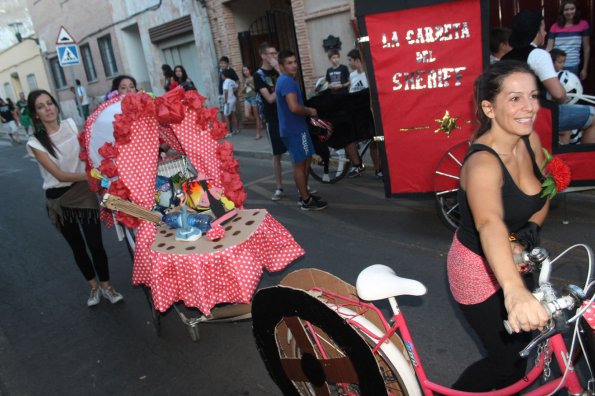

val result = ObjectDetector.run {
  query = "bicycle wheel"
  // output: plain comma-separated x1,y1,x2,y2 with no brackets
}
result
433,140,470,231
253,286,403,395
309,146,350,184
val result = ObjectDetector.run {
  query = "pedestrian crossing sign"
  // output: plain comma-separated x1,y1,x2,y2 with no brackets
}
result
57,44,81,67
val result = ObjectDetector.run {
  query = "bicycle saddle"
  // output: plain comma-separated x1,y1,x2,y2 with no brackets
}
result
356,264,427,301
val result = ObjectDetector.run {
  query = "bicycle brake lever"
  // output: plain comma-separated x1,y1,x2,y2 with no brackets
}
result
519,321,557,358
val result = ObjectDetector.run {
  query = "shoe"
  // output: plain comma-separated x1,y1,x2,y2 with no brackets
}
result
301,196,328,211
101,287,124,304
307,185,317,195
297,193,321,206
375,170,384,179
232,129,240,135
87,288,101,307
271,189,285,201
347,165,364,178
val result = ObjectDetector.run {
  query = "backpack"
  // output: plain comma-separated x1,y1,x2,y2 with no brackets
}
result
255,69,268,123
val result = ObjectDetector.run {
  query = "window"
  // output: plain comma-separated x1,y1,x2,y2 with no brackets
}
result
49,57,67,89
3,83,12,99
80,44,97,82
98,35,118,77
26,74,38,91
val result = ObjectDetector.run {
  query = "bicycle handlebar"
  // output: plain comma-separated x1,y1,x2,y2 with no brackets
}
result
502,246,592,358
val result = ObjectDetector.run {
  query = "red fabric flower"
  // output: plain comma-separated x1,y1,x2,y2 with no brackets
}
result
98,142,119,159
108,179,131,200
169,81,179,90
99,159,119,178
207,224,225,240
184,90,206,110
545,157,571,192
79,149,89,162
155,88,186,124
115,211,140,228
113,113,133,145
121,93,155,119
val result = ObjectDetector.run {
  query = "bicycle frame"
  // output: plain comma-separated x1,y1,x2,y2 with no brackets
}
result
312,287,585,396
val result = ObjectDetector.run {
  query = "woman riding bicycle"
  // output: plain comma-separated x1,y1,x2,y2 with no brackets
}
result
447,60,551,391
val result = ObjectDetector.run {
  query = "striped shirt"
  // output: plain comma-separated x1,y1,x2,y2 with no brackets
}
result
548,20,591,67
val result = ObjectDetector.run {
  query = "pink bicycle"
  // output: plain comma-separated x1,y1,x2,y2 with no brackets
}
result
252,245,595,395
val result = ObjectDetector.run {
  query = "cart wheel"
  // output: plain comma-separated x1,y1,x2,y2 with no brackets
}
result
433,140,470,231
141,285,162,337
309,148,350,184
252,286,388,395
187,323,200,342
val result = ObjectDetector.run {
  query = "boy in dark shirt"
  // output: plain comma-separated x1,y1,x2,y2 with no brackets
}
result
325,49,350,94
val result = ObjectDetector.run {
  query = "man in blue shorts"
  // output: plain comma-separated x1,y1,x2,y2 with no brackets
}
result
276,50,328,210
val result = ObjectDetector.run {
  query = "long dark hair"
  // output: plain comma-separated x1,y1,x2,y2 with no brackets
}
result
557,0,581,26
111,75,137,92
173,65,189,83
162,64,174,79
472,60,537,141
28,90,60,158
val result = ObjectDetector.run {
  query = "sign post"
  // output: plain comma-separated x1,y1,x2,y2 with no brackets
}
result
55,26,83,122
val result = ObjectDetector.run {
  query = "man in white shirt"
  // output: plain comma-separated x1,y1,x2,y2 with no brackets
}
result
75,79,90,120
503,10,595,144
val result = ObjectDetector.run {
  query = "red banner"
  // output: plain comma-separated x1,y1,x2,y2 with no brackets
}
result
365,0,484,193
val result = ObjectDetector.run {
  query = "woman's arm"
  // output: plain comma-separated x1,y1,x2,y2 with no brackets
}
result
464,152,549,333
31,147,88,183
581,35,590,80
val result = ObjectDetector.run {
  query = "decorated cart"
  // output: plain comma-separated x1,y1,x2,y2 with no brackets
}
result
80,88,304,340
354,0,595,229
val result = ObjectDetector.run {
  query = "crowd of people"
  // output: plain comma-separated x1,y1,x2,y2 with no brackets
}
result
490,0,595,144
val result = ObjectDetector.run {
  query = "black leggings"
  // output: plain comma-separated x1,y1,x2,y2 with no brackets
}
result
58,218,110,282
452,289,532,392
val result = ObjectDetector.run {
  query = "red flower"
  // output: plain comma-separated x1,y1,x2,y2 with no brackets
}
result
108,179,130,200
79,149,89,162
115,211,140,228
184,90,206,110
99,159,119,178
155,88,186,124
540,149,572,199
98,142,119,159
545,157,571,192
113,114,133,145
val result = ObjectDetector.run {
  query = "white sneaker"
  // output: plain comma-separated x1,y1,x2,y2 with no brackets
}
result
101,287,124,304
271,189,285,201
87,288,101,307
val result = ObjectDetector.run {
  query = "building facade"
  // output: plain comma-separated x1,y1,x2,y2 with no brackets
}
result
26,0,219,121
0,38,51,101
205,0,356,96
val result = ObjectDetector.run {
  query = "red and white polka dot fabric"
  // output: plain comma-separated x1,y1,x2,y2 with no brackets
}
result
83,89,304,314
147,212,304,314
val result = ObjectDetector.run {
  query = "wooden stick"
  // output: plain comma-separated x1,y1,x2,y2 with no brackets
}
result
101,194,162,224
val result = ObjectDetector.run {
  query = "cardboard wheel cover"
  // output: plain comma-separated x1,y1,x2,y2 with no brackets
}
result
252,286,388,394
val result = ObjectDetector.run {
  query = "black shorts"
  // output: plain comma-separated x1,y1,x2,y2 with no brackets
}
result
266,120,287,156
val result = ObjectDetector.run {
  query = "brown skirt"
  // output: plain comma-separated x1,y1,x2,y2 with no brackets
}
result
46,181,100,227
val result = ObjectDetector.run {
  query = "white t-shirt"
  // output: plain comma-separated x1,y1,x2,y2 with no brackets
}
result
526,45,558,83
222,78,238,103
26,119,85,190
76,85,90,105
349,70,368,93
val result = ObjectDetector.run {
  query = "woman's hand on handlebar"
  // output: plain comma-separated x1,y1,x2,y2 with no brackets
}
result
504,286,549,333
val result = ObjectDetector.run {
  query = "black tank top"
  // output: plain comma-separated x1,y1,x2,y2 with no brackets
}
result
457,136,547,256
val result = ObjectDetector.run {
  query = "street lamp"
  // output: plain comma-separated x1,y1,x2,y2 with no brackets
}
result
8,22,24,42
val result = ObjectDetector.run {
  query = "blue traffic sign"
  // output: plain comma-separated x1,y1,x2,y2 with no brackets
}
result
57,44,81,67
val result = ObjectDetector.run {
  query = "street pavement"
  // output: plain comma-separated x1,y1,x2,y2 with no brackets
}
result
0,127,594,395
